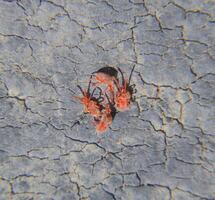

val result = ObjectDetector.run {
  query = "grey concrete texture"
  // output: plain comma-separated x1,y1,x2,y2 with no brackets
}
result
0,0,215,199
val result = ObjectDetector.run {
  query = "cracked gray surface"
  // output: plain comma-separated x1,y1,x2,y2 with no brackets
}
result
0,0,215,199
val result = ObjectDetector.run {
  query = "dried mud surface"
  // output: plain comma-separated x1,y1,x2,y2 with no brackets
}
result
0,0,215,199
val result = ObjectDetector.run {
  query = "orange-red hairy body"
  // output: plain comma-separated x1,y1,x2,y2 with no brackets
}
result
95,106,113,133
74,94,101,118
115,89,131,112
115,79,132,112
92,73,118,93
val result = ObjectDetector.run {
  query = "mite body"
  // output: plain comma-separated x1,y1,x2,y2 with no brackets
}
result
114,66,136,112
73,79,104,118
91,67,119,94
95,106,112,133
94,94,116,133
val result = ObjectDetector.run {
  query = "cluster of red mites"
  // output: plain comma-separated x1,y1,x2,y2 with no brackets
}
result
73,66,136,133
